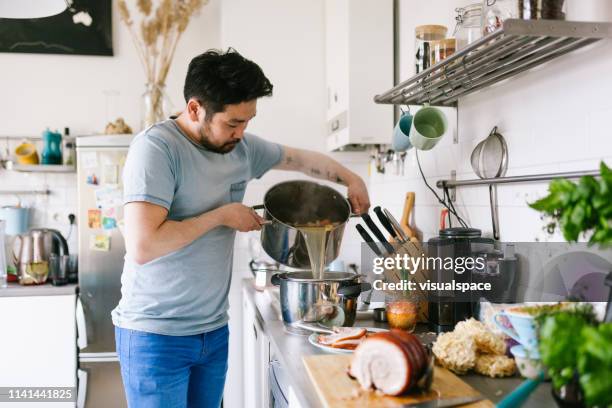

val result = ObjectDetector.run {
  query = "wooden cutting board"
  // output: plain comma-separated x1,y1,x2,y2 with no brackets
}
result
303,355,493,408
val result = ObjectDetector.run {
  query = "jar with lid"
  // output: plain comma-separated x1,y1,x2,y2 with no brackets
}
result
482,0,518,35
430,38,457,66
415,25,447,74
454,3,483,50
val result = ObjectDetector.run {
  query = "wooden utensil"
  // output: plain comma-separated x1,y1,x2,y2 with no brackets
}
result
303,355,492,408
401,192,415,239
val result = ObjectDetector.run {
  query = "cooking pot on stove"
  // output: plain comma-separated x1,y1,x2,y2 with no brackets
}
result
271,271,371,335
253,180,352,269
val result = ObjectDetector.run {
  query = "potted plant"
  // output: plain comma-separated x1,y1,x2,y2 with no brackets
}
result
529,161,612,244
536,305,612,407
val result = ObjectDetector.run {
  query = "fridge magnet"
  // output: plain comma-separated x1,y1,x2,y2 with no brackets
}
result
86,173,99,185
102,164,119,185
88,209,102,229
102,206,117,218
102,217,117,230
94,186,123,209
90,234,111,252
81,151,98,169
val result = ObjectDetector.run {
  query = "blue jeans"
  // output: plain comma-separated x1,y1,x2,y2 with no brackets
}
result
115,325,229,408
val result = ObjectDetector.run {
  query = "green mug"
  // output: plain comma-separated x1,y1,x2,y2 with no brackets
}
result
409,106,448,151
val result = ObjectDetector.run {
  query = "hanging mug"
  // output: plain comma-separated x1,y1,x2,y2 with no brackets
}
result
392,108,414,152
409,105,448,151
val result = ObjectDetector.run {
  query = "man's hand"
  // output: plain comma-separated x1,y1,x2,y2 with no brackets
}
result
218,203,267,232
346,175,370,215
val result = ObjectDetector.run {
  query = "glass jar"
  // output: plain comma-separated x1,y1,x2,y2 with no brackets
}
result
385,293,419,332
454,3,483,50
519,0,566,20
415,25,447,74
430,38,457,66
482,0,518,35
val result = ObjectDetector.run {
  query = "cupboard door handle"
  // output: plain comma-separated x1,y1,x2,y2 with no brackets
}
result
331,120,340,132
76,296,88,350
253,324,258,340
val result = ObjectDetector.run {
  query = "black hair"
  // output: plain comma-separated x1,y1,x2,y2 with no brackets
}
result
183,48,273,120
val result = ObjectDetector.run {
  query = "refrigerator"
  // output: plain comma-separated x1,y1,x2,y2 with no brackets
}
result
75,134,133,408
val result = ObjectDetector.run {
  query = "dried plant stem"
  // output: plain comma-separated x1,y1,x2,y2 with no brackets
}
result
118,0,206,127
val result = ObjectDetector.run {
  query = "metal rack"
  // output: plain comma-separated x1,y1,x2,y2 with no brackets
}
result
437,169,601,199
374,19,612,106
0,189,50,195
9,164,76,173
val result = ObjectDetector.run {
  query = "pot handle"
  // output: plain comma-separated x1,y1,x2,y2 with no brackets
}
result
270,273,282,286
338,282,372,298
251,204,273,225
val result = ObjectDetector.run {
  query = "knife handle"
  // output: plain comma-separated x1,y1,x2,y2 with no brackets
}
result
355,224,382,257
373,206,398,239
361,213,394,254
496,375,544,408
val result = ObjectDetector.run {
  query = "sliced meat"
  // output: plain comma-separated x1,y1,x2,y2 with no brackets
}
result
330,338,363,350
349,331,428,396
318,327,367,346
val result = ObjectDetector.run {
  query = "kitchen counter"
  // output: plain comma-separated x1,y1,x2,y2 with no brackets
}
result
242,279,555,408
0,282,78,297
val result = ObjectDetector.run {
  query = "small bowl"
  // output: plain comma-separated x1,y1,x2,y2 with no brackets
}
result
373,307,388,323
510,345,545,380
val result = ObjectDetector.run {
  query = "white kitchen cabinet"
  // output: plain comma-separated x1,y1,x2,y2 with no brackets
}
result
242,288,270,408
0,294,76,407
324,0,394,151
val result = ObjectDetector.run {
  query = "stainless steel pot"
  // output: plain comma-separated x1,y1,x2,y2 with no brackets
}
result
254,180,351,269
271,271,372,335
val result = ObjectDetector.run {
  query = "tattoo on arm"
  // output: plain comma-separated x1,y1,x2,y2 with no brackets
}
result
310,168,321,176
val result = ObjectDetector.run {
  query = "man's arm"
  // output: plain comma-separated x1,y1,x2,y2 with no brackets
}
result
124,202,265,265
274,146,370,214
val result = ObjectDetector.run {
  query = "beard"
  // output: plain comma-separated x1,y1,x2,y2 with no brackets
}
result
197,123,240,154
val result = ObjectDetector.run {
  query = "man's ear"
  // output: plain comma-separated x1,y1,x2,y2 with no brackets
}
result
186,99,204,122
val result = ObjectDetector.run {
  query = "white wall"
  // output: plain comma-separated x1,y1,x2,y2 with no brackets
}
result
0,0,221,243
220,1,328,406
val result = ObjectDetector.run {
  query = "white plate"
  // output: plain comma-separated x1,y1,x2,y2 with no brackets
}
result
308,327,388,354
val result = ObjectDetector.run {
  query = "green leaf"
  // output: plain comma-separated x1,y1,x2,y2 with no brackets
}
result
578,324,612,406
570,204,587,230
529,194,559,213
600,161,612,184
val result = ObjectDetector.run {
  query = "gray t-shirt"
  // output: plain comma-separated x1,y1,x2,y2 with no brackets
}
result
111,119,283,335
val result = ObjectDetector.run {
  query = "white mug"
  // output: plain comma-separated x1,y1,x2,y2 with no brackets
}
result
409,106,448,151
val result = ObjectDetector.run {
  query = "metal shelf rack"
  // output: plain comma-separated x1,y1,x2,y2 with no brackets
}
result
438,169,600,192
0,189,51,196
374,19,612,106
9,164,76,173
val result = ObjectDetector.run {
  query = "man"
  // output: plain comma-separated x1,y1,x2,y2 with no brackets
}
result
111,48,370,408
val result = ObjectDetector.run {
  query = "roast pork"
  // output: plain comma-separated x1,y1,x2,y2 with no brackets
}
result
348,330,427,396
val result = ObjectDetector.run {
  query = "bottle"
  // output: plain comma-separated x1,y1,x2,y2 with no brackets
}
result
41,128,63,165
62,127,76,166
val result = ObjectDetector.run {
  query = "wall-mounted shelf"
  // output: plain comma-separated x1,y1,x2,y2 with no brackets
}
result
9,164,76,173
0,189,50,195
374,19,612,106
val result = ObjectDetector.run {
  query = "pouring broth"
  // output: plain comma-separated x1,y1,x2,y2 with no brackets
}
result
294,219,339,280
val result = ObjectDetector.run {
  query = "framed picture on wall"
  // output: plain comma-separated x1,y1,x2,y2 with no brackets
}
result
0,0,112,56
